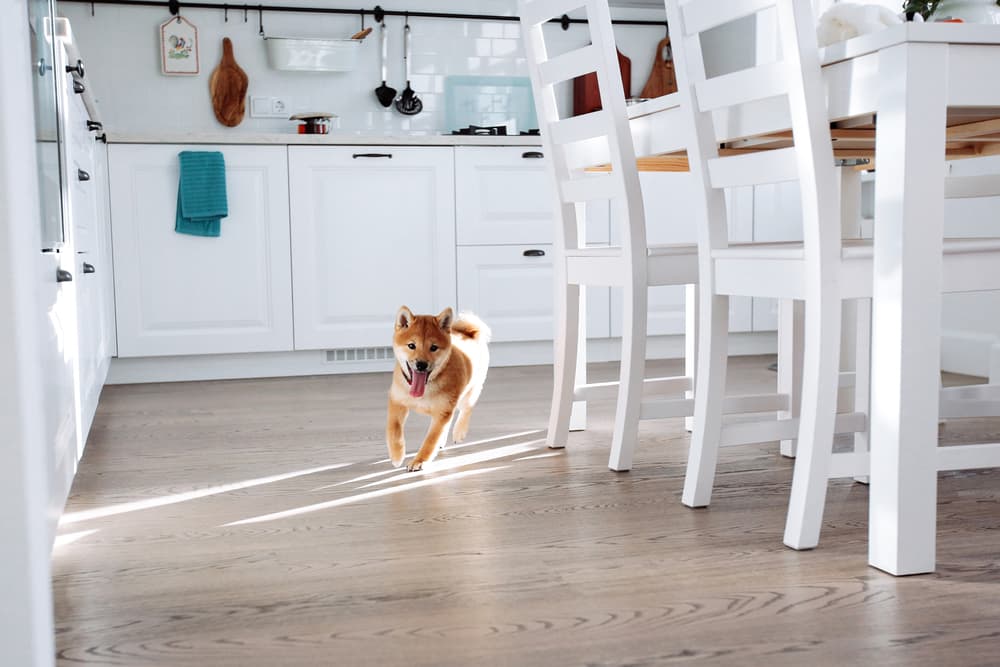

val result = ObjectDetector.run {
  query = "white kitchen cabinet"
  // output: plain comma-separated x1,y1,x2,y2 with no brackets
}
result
289,146,456,350
610,173,754,336
455,146,610,342
109,144,293,357
457,245,611,342
65,88,112,441
455,146,609,245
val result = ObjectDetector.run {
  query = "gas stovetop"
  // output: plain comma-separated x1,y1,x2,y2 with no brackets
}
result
450,125,540,136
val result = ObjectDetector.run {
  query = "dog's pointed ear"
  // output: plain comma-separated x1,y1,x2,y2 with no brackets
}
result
396,306,415,330
437,307,453,332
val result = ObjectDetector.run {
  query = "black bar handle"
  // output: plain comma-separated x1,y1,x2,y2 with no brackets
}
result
73,79,85,94
77,169,91,182
87,120,103,132
522,151,544,159
523,249,546,257
56,269,73,283
352,152,393,159
83,262,96,274
66,59,85,78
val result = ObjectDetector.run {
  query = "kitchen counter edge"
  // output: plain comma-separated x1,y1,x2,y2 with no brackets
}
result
105,133,544,146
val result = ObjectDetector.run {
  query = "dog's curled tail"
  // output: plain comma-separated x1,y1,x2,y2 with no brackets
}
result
451,312,492,344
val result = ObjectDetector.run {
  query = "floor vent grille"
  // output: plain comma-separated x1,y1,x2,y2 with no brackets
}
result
326,347,394,363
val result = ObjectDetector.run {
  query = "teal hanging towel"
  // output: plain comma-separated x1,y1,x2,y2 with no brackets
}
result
175,151,229,237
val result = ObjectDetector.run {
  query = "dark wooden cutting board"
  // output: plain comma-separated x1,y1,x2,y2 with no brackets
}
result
209,38,248,127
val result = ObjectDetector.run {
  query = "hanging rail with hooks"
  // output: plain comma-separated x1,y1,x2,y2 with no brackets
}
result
60,0,668,31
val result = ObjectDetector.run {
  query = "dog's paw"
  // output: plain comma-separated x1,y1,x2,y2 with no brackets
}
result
390,453,405,468
406,459,424,472
452,425,468,443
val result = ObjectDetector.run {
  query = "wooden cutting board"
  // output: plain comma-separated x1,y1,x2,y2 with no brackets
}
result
639,37,677,99
209,38,248,127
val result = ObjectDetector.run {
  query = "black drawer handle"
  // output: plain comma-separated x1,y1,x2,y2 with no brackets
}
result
523,249,546,257
73,79,85,94
66,59,85,78
87,120,103,132
83,262,96,274
522,151,544,159
352,153,393,159
56,269,73,283
77,169,91,182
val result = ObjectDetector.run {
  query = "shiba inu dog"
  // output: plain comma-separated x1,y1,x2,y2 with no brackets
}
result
387,306,491,471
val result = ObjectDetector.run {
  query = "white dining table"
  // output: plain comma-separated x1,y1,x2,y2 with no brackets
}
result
622,21,1000,576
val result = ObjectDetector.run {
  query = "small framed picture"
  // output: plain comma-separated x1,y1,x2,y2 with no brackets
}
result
160,16,199,76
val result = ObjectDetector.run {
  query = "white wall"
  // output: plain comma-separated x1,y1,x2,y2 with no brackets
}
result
58,0,670,135
0,0,56,664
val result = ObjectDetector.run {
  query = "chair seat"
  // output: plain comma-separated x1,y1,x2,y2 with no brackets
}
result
713,237,1000,261
566,243,698,287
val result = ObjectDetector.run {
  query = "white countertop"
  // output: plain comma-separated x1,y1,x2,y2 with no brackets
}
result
105,132,544,146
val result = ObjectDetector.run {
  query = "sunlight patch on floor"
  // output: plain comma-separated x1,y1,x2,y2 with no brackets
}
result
514,451,564,461
358,440,545,489
223,466,508,526
368,429,545,465
59,462,354,525
53,529,99,549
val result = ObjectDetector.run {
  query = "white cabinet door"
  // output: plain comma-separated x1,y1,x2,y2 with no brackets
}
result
457,245,611,342
289,146,456,350
109,144,293,357
611,174,753,336
455,146,609,245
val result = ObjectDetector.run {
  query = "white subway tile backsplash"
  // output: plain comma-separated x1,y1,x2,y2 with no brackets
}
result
59,2,665,135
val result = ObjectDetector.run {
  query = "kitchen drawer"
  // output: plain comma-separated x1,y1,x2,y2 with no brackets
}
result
457,244,610,343
455,146,609,246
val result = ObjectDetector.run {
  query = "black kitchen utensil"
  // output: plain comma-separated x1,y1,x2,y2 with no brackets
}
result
374,21,396,107
395,21,422,116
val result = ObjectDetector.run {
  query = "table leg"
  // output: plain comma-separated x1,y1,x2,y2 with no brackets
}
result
868,43,947,575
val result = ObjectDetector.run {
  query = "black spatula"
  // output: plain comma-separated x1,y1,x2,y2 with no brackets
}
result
374,21,396,107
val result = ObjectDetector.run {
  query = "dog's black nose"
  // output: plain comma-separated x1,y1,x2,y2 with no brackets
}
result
415,360,429,372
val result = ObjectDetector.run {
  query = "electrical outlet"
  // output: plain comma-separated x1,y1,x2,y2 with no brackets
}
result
249,96,292,118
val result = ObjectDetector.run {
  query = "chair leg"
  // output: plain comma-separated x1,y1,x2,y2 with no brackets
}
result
783,293,843,550
608,283,648,472
682,291,729,507
569,285,588,431
778,299,804,458
684,283,697,433
853,297,871,484
547,281,580,449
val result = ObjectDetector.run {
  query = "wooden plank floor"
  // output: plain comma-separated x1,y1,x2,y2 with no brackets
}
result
53,357,1000,666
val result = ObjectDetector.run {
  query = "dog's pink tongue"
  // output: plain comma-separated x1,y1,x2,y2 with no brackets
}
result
409,370,429,397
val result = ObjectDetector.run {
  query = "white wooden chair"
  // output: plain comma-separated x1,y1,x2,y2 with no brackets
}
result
519,0,703,471
665,0,871,550
667,0,1000,550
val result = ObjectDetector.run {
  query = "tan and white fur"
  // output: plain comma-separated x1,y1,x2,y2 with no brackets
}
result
386,306,491,471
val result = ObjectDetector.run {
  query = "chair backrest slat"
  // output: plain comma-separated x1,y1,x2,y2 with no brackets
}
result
695,60,790,112
681,0,777,35
548,110,613,146
538,44,602,87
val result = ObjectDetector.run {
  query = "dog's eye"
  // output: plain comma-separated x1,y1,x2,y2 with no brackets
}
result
407,342,416,349
429,345,438,352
